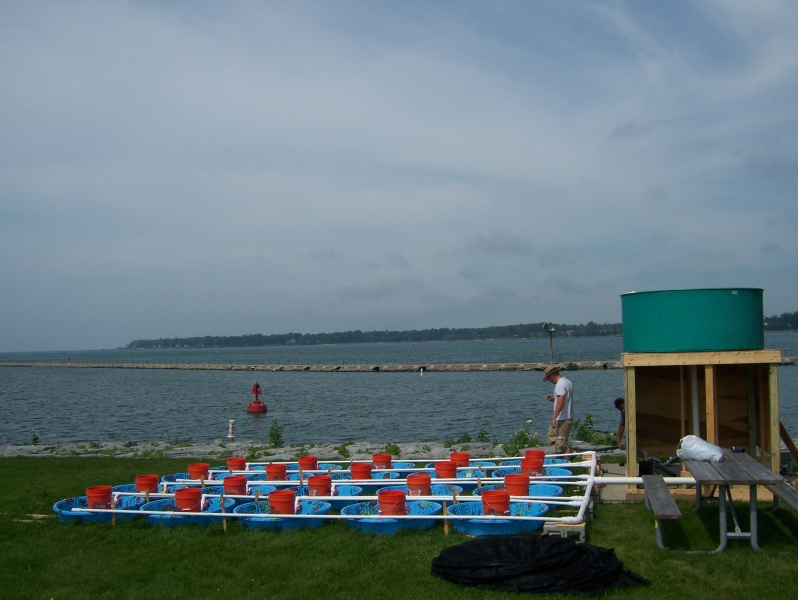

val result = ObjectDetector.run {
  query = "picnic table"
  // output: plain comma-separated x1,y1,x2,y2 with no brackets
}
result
682,449,781,552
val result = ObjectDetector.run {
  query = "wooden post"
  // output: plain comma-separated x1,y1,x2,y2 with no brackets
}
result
759,365,767,466
705,365,718,444
221,493,227,532
443,501,449,536
780,422,798,465
769,364,780,475
679,366,685,439
625,367,637,480
747,366,756,459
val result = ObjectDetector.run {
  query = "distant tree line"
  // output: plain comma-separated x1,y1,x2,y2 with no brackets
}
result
764,312,798,331
125,321,624,349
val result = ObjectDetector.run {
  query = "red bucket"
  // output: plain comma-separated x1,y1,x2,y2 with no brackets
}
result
187,463,209,481
175,487,202,512
135,474,160,493
269,489,297,515
223,475,248,496
481,490,511,516
505,473,531,496
520,458,544,476
86,485,113,509
372,453,392,469
435,461,458,479
350,462,373,480
378,490,407,515
407,473,431,497
227,457,246,471
308,475,332,497
449,452,470,467
266,463,287,481
298,455,319,471
525,449,546,461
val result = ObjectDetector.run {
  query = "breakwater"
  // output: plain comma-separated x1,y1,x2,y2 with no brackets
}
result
0,361,623,371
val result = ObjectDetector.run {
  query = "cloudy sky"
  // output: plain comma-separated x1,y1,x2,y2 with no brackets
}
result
1,1,797,352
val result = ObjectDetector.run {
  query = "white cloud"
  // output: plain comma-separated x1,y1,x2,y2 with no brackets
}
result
1,1,797,350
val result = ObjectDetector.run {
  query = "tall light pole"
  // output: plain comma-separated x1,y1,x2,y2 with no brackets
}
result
542,323,557,362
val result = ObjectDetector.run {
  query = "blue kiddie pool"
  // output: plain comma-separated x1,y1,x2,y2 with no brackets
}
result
233,500,332,530
472,484,564,506
111,484,138,493
544,467,573,481
247,484,278,496
53,494,147,523
375,484,464,498
140,496,235,526
390,461,417,470
161,472,191,483
345,470,401,492
276,484,364,512
341,500,442,536
445,501,549,536
319,463,344,471
491,468,520,477
327,485,363,511
288,471,350,481
211,472,266,481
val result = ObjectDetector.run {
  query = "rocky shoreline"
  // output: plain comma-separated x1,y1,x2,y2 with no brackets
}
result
0,439,624,460
0,361,623,371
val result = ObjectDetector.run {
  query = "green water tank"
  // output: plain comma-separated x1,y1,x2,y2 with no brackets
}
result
621,288,764,353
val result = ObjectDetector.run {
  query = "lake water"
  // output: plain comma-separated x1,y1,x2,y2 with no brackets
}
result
1,333,796,446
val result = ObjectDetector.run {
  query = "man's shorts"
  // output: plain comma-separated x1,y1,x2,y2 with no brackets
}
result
546,418,573,454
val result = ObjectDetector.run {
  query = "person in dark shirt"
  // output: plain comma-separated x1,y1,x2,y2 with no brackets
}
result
614,397,625,450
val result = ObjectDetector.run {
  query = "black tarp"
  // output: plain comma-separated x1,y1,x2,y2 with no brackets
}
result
431,533,648,596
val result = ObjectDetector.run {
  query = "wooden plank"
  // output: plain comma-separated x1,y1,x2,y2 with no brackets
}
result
781,421,798,465
642,475,682,519
683,460,725,484
759,365,767,466
724,451,781,484
680,366,686,439
705,365,717,444
769,365,781,475
712,453,760,485
625,367,637,481
747,366,756,459
622,350,781,367
765,482,798,512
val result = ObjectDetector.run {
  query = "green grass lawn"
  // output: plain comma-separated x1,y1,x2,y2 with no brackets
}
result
2,457,797,599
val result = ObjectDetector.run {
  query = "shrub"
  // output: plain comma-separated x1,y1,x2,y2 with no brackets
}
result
335,442,351,459
268,419,284,448
502,426,540,457
572,413,616,446
384,442,401,457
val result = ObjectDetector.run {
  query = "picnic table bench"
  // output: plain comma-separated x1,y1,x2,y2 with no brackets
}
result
765,480,798,512
642,475,682,550
683,449,781,552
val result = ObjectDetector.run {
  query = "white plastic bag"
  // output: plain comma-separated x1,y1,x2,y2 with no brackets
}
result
676,435,724,462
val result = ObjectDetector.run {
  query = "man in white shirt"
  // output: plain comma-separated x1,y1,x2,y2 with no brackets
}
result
543,365,573,454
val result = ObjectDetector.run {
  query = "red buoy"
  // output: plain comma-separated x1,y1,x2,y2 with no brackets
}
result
247,381,268,414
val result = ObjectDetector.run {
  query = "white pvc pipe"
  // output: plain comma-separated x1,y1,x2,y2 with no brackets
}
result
593,476,696,486
73,507,583,522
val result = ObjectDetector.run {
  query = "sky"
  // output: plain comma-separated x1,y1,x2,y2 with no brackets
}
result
1,1,797,352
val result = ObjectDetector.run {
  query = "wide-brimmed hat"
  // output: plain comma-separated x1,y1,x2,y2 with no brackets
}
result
542,365,560,381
